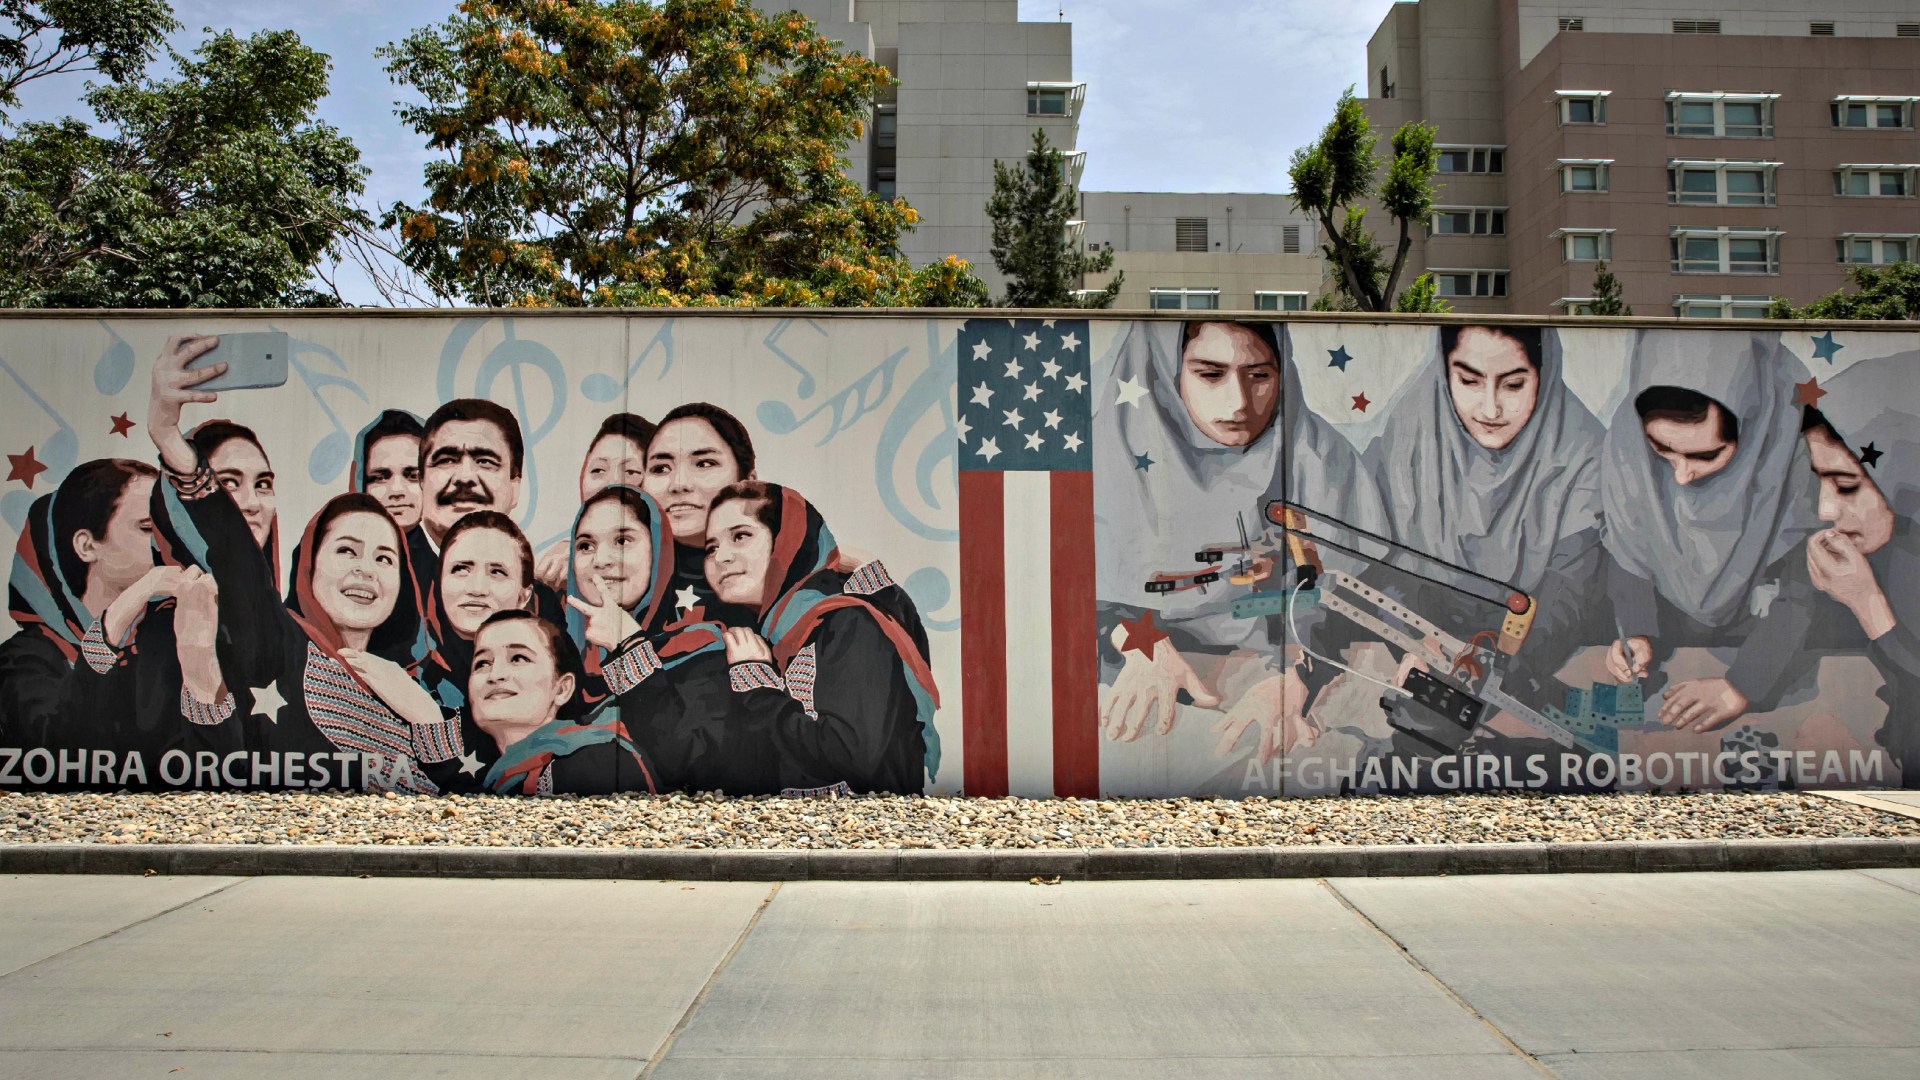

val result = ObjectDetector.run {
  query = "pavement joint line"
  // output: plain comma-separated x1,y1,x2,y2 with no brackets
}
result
1810,789,1920,821
1320,879,1562,1080
635,881,781,1080
1850,867,1920,898
2,836,1918,880
0,876,251,982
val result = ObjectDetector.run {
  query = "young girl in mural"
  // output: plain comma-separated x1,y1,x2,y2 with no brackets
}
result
0,460,227,780
561,485,744,792
1292,326,1606,758
144,336,440,793
533,411,657,591
1795,355,1920,786
701,480,939,795
1600,329,1823,731
1093,320,1389,766
640,403,761,630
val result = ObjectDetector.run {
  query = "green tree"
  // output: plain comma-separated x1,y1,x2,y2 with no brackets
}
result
1769,262,1919,320
0,29,367,307
986,127,1117,308
1590,260,1632,315
1,0,176,115
1288,86,1439,312
381,0,985,308
1392,271,1449,314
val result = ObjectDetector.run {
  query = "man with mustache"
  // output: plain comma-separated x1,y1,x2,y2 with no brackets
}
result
411,399,526,583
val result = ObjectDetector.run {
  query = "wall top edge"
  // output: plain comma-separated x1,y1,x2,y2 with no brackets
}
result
0,307,1914,332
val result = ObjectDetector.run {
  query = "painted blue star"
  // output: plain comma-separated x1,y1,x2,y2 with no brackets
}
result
1328,346,1353,372
1812,332,1843,365
1134,453,1154,472
1859,442,1883,469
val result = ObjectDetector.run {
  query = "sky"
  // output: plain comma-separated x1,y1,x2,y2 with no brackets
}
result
10,0,1400,301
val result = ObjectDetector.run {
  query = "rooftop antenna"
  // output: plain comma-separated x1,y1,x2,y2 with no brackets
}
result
1058,5,1065,21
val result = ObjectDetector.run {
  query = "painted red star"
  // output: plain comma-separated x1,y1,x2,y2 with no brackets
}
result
1117,610,1171,660
1351,392,1371,413
6,446,48,488
1794,377,1826,408
109,413,136,437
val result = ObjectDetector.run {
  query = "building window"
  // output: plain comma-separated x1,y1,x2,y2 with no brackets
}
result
1559,17,1584,31
1666,93,1776,138
1174,218,1209,253
1380,66,1394,99
1556,91,1608,125
1667,160,1779,206
1833,166,1916,197
1672,19,1721,34
1670,228,1781,275
874,111,897,149
1562,230,1613,262
1559,160,1611,193
1437,145,1504,174
1809,21,1835,36
1832,98,1917,129
1431,270,1508,298
1898,23,1919,38
1254,291,1309,312
1837,235,1917,265
873,167,896,201
1026,82,1084,119
1430,207,1505,236
1557,298,1599,315
1149,288,1221,310
1673,295,1773,319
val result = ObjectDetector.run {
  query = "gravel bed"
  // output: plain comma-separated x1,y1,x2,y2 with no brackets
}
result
1,789,1913,849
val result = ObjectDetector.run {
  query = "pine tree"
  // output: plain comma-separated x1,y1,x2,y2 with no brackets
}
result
1590,260,1632,315
986,127,1119,308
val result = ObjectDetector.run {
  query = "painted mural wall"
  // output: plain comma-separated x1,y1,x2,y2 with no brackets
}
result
0,313,1912,798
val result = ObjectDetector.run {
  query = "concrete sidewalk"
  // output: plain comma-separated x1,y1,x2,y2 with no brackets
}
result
1,871,1914,1079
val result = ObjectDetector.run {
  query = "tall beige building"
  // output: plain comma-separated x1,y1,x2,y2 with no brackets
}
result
1363,0,1920,316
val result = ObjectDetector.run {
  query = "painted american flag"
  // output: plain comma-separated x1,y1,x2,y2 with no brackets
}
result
956,318,1098,798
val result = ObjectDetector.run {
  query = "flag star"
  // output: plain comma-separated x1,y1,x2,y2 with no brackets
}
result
1040,357,1062,380
1064,372,1087,393
976,437,1001,462
675,585,699,612
1059,331,1082,351
458,751,484,776
1024,431,1044,452
970,383,994,407
1023,382,1043,401
1004,358,1025,381
1023,331,1042,351
1062,431,1084,453
1043,408,1063,429
971,340,993,361
250,680,285,721
1042,319,1057,328
955,415,972,444
1002,408,1025,430
1115,376,1148,407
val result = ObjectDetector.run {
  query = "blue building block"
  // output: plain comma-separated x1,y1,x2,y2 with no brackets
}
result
1564,686,1590,717
1614,683,1644,717
1591,683,1619,717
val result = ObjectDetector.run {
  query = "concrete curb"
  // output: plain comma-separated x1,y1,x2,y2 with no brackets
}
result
4,837,1918,880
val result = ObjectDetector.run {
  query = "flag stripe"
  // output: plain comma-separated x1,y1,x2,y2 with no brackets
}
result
958,469,1009,797
1048,470,1100,798
1003,472,1055,797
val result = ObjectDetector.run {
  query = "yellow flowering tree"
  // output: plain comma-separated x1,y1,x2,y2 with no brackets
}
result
381,0,985,307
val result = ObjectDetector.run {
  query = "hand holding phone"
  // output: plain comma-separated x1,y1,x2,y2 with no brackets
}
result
185,331,290,391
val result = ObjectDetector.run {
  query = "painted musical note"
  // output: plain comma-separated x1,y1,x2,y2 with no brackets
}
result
0,355,79,530
583,319,676,404
756,346,906,447
92,322,135,396
763,319,829,401
285,336,371,486
438,318,567,530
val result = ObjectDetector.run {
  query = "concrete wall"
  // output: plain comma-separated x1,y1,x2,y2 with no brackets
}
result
0,313,1916,800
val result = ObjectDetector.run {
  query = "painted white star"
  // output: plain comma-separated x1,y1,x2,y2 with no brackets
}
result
955,415,972,444
1024,431,1044,452
675,585,699,612
970,383,994,407
1042,319,1057,328
458,751,484,776
971,340,993,361
1063,432,1084,453
1115,376,1148,407
976,437,1001,462
1064,372,1087,394
1059,331,1082,351
1002,408,1025,430
1023,331,1042,351
1040,357,1062,380
1043,409,1063,429
1022,382,1043,401
1003,356,1024,380
250,680,285,722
